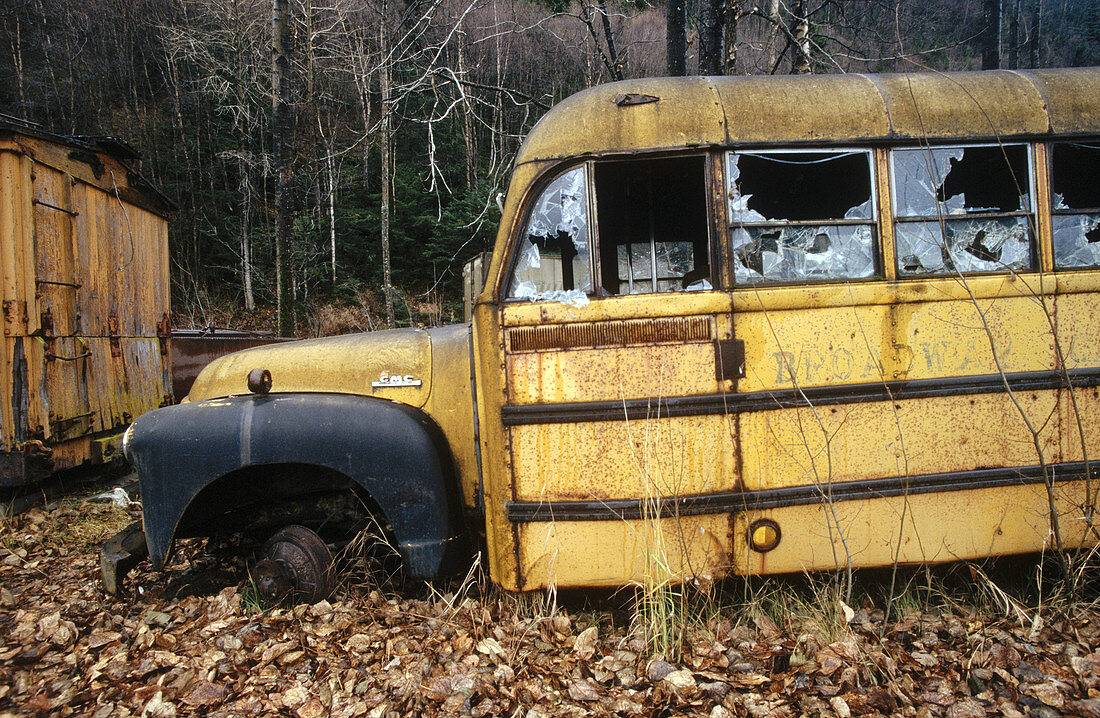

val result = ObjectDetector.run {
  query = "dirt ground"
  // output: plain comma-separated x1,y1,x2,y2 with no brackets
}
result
2,499,1100,718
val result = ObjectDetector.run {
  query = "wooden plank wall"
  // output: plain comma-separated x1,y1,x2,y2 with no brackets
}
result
0,136,170,466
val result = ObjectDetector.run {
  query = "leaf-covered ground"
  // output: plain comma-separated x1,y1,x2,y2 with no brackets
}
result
2,501,1100,717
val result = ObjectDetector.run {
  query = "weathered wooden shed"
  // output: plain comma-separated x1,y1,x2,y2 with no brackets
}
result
0,120,174,487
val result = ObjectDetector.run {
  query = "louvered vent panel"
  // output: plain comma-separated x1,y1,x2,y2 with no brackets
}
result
508,316,712,352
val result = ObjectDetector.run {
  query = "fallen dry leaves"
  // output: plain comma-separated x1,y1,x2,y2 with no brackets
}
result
2,502,1100,717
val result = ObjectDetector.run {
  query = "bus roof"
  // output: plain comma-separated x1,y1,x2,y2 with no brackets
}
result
514,67,1100,165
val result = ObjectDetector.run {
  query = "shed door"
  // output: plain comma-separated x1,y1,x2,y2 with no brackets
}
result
33,164,91,441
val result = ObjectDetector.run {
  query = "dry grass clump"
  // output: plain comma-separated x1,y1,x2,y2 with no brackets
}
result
303,289,383,337
2,501,133,553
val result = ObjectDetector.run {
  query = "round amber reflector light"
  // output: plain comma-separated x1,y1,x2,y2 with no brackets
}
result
748,519,781,553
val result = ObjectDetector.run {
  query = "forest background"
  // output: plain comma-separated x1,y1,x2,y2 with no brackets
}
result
1,0,1098,336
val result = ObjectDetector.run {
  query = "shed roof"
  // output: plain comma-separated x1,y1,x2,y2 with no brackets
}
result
514,68,1100,165
0,117,175,214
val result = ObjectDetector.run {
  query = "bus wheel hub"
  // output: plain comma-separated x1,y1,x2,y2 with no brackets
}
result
254,525,334,603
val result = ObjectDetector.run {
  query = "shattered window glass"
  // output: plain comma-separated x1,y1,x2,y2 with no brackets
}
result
1051,142,1100,269
508,166,592,302
892,144,1034,276
726,150,877,284
614,240,695,294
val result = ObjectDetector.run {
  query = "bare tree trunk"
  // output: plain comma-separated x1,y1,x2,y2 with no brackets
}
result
61,2,77,131
595,0,623,80
165,50,201,294
584,34,596,86
667,0,686,76
307,0,323,293
272,0,294,336
491,0,503,172
380,11,395,330
234,0,255,311
982,0,1001,69
578,0,624,81
790,0,811,74
326,151,337,286
700,0,724,75
9,15,26,116
765,0,781,73
724,0,741,75
241,167,255,311
457,41,476,191
318,112,337,287
350,30,372,205
1028,0,1042,68
1008,0,1020,68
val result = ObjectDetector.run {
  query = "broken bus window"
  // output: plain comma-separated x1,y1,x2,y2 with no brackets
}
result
892,144,1034,276
1051,141,1100,269
508,167,592,303
594,156,710,295
726,150,877,284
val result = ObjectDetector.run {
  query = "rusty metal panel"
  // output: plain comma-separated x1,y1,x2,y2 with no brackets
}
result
509,415,738,503
186,330,429,407
506,342,719,404
502,298,726,405
739,391,1062,493
734,281,1056,394
501,294,733,586
716,74,892,143
516,514,730,590
512,69,1100,169
516,77,725,163
507,315,711,353
732,481,1092,576
170,332,291,401
1054,284,1100,468
865,71,1049,140
1054,279,1100,373
417,325,480,508
1020,68,1100,135
1060,385,1100,467
470,299,520,590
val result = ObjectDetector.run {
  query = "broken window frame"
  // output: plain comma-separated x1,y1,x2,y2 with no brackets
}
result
592,154,713,296
1049,140,1100,270
725,148,879,286
505,163,594,303
889,142,1037,278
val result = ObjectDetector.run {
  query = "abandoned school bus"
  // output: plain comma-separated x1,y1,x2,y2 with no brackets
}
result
0,121,173,491
109,67,1100,597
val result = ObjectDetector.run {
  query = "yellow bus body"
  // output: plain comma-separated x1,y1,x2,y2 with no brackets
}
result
472,69,1100,590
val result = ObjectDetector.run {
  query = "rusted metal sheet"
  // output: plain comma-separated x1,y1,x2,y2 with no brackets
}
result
186,329,433,407
0,120,172,487
170,329,291,401
511,68,1100,171
506,315,711,353
508,415,739,503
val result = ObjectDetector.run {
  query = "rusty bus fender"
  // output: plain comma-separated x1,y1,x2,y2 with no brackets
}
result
103,393,469,594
